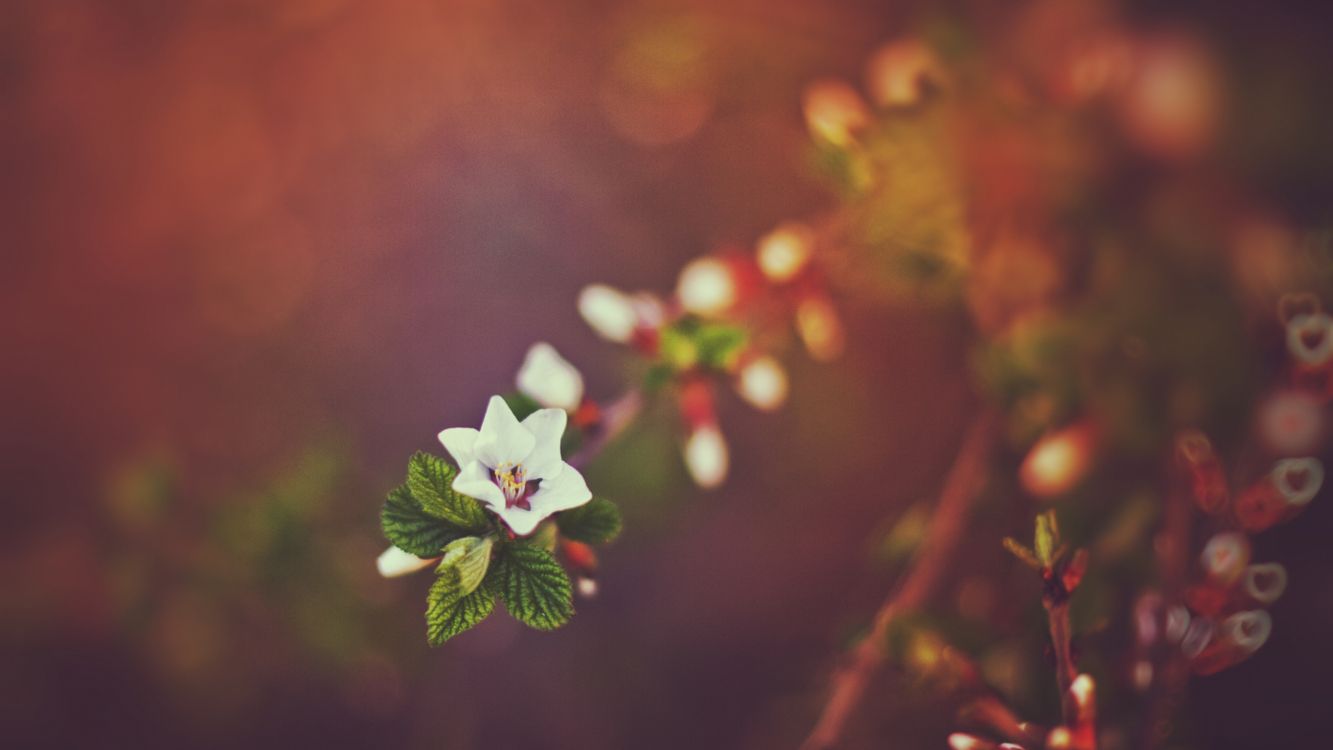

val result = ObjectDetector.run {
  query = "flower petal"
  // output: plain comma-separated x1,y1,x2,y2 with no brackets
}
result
453,460,505,511
491,505,545,536
474,395,535,468
516,342,584,411
376,546,438,578
438,427,480,467
520,408,568,481
530,462,592,516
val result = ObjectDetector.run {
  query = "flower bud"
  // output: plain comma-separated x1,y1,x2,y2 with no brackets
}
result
796,295,846,361
1242,562,1287,605
1019,422,1096,500
949,735,1002,750
1165,604,1191,645
864,38,942,107
1287,312,1333,367
677,257,738,316
1223,610,1272,653
735,355,789,411
1257,390,1323,456
756,222,815,283
1234,457,1322,532
1200,531,1250,584
516,342,585,411
576,577,599,599
1272,457,1323,507
578,284,638,343
376,546,437,578
684,423,729,489
1181,615,1216,659
947,733,998,750
803,79,870,146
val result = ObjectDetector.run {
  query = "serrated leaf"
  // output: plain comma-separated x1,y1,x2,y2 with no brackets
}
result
381,484,464,557
407,452,489,531
426,569,495,646
556,497,622,544
436,535,494,595
494,544,574,631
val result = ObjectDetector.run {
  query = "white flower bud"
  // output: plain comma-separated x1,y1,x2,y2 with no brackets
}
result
376,546,436,578
684,423,729,489
578,284,638,343
735,355,788,411
516,342,584,411
677,257,737,316
757,223,814,283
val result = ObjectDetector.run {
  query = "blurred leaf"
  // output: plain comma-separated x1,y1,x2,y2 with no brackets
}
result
1003,537,1041,571
502,391,542,422
381,484,466,558
493,544,574,631
694,322,747,370
556,497,623,544
1034,511,1058,567
407,452,490,532
426,568,495,646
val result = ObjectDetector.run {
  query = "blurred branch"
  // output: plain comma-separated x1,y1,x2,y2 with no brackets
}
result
1047,600,1078,725
569,389,644,470
1143,451,1196,749
800,409,999,750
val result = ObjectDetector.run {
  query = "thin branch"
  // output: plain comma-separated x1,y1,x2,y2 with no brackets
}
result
1046,600,1077,725
800,409,1000,750
569,389,644,470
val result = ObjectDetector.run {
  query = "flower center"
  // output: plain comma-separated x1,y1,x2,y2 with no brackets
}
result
492,462,540,511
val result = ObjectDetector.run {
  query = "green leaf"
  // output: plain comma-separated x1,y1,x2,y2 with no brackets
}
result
436,535,495,595
494,544,574,631
381,484,464,557
426,568,495,646
556,498,622,544
407,452,489,531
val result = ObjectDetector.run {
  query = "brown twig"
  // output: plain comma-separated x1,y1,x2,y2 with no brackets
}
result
800,409,999,750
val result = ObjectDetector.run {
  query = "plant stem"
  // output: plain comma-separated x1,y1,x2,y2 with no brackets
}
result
800,409,999,750
569,389,643,469
1046,600,1077,725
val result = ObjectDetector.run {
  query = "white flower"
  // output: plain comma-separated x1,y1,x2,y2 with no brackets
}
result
439,396,592,535
377,546,437,578
516,342,584,411
683,423,729,489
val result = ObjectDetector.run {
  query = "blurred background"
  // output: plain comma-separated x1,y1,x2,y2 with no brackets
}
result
4,0,1333,748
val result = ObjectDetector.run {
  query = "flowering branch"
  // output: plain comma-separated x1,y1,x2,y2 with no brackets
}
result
800,408,999,750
